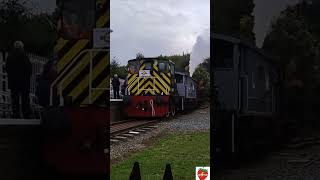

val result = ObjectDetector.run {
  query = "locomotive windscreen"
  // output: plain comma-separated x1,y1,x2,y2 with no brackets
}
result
61,0,95,39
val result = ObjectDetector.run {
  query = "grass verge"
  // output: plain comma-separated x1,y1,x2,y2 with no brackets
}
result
111,132,210,179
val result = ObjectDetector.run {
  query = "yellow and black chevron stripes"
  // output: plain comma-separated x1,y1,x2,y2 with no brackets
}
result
57,39,90,72
62,52,109,105
127,59,175,96
52,0,110,106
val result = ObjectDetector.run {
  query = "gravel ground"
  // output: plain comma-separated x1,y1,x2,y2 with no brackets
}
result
110,105,210,162
215,136,320,180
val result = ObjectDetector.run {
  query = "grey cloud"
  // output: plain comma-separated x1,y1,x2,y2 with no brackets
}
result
111,0,209,65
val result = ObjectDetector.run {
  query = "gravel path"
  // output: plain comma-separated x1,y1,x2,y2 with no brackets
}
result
215,136,320,180
110,106,210,162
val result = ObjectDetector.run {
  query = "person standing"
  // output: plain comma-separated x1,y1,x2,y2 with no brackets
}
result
6,41,32,118
111,74,120,99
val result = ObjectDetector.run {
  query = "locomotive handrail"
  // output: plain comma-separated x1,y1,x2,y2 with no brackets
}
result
50,49,109,106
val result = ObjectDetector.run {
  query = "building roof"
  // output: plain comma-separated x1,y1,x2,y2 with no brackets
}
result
213,33,279,66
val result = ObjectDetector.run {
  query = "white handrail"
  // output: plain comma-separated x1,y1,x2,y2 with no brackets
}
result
50,49,90,106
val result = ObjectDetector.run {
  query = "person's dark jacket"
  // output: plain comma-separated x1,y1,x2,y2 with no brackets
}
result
35,60,57,107
112,77,120,90
6,50,32,91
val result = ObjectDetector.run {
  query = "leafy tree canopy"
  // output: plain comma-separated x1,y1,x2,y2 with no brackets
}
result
111,58,127,79
158,53,190,75
0,0,56,56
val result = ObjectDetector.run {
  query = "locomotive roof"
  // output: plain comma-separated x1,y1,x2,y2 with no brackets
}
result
175,71,197,84
213,33,279,68
128,57,175,64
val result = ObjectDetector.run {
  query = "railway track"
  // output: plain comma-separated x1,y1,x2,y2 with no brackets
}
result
110,119,159,144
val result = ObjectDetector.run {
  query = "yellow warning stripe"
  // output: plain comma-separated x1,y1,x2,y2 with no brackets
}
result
128,77,138,91
140,64,145,70
131,77,148,94
136,81,156,95
96,10,110,28
153,72,170,90
160,72,171,85
82,75,110,104
54,38,68,53
154,79,168,95
152,83,160,94
68,54,109,100
58,39,89,72
153,64,158,71
128,74,138,84
59,52,99,90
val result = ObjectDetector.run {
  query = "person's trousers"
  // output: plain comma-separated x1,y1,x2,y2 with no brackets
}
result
11,89,30,118
113,89,119,99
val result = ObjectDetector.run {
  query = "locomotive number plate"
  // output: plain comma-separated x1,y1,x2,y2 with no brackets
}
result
139,70,151,77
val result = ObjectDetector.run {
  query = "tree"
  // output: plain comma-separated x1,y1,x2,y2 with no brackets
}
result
158,53,191,75
263,5,316,83
262,2,320,127
136,52,144,59
110,58,127,79
213,0,255,43
192,58,210,102
0,0,56,57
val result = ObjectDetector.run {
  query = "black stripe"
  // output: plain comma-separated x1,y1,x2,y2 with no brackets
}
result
152,68,168,84
72,87,89,105
160,73,171,85
57,40,76,59
58,42,91,75
96,1,109,21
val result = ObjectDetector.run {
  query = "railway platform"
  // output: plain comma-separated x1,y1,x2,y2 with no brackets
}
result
110,98,124,122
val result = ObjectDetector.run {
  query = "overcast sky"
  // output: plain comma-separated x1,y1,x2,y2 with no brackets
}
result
111,0,210,74
254,0,299,47
34,0,302,72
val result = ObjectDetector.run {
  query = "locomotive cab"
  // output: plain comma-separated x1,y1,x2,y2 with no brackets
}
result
125,58,176,118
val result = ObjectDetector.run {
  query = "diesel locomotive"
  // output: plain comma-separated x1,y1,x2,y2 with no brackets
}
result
123,57,197,118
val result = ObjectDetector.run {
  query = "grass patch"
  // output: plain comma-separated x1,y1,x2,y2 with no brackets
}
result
111,132,210,179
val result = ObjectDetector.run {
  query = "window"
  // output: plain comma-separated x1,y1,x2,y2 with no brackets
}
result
170,64,175,74
258,66,265,81
175,74,183,83
213,39,234,69
158,61,169,73
128,61,139,74
144,62,152,70
266,70,270,91
61,0,95,40
252,72,255,89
